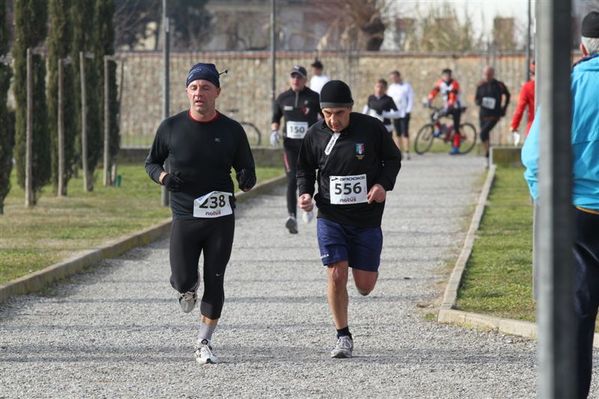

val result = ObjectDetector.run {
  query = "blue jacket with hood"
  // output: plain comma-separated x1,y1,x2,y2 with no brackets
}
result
521,54,599,210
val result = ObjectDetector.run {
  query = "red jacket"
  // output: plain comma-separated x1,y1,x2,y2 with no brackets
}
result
428,79,461,108
510,79,535,134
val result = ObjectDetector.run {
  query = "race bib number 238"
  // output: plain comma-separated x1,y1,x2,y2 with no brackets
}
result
329,174,368,205
193,191,233,218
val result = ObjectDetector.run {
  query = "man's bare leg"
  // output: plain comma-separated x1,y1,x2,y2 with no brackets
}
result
352,269,379,296
327,261,349,329
401,136,410,159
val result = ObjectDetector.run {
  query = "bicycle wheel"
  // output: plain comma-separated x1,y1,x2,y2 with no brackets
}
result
458,122,477,154
240,122,262,147
414,123,435,155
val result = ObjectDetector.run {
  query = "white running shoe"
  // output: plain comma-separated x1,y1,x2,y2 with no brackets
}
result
178,291,197,313
195,339,218,365
330,336,353,358
285,216,298,234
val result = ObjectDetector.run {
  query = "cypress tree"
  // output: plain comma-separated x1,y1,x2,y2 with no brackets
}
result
47,0,77,195
94,0,119,177
13,0,50,204
71,0,101,191
0,0,14,214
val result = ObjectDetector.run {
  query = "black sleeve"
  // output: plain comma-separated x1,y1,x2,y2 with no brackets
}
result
475,84,482,106
374,123,402,191
296,131,317,197
271,95,283,125
314,92,323,119
145,120,169,184
388,97,398,111
501,82,511,112
233,124,256,187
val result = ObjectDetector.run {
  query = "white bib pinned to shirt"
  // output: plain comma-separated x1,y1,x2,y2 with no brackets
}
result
481,97,496,110
329,174,368,205
286,121,308,139
193,191,233,218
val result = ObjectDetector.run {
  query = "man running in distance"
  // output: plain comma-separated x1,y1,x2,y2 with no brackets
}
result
271,65,321,234
388,70,414,158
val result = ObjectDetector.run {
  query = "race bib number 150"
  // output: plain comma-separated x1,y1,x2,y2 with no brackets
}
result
193,191,233,218
286,121,308,139
329,174,368,205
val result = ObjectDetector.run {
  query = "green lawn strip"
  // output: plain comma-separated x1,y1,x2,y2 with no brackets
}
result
0,165,283,284
456,166,536,322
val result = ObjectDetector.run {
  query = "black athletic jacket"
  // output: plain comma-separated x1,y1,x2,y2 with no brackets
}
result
365,94,398,129
145,111,255,219
297,113,402,228
272,87,321,138
475,79,511,119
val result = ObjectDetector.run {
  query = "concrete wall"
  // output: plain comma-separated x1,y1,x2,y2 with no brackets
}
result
118,50,530,148
119,146,284,168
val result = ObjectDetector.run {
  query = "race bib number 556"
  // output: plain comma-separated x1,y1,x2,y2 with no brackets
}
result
329,175,368,205
193,191,233,218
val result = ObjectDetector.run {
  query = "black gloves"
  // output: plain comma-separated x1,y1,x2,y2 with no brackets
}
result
237,168,256,191
162,172,183,192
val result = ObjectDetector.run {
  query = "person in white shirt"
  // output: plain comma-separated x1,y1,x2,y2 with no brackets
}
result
387,70,414,159
309,59,330,94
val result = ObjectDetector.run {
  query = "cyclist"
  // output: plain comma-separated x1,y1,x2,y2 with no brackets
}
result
475,66,511,162
309,59,330,94
272,65,321,234
511,60,536,144
362,78,401,137
427,68,463,155
145,63,256,365
297,80,401,359
388,70,414,158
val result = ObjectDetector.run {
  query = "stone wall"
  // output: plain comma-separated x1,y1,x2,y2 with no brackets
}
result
118,50,530,148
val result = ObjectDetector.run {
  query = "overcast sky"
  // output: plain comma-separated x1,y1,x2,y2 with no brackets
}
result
391,0,537,41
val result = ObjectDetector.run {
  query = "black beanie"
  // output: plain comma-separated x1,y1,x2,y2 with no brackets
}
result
186,63,220,88
320,80,354,108
582,11,599,38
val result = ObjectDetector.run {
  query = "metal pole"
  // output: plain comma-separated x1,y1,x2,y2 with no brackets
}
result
536,0,576,398
57,59,65,196
25,48,33,207
103,56,110,187
270,0,276,103
161,0,170,207
80,51,89,192
526,0,532,81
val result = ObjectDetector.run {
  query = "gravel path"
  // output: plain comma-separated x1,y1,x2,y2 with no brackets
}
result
1,154,596,398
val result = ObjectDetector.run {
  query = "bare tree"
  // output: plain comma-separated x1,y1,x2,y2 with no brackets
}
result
313,0,389,51
417,3,482,52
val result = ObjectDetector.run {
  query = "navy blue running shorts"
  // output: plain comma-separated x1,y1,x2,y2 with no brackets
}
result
316,217,383,272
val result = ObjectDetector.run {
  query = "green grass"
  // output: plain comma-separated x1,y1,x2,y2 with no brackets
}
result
0,165,283,284
456,166,536,321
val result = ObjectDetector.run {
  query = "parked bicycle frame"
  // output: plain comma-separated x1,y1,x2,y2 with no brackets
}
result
226,109,262,147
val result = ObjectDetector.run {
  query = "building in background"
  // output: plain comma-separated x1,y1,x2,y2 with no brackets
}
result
205,0,331,51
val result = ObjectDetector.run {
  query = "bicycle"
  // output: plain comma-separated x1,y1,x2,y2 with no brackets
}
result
226,109,262,147
414,105,477,155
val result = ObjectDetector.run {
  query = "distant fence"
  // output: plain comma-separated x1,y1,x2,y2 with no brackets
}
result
116,50,530,150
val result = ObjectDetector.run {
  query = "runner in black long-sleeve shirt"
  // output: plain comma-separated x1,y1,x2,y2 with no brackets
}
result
297,80,401,359
145,63,255,366
271,65,321,234
475,66,511,161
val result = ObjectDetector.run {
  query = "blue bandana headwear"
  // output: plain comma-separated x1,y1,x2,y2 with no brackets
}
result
186,63,220,88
